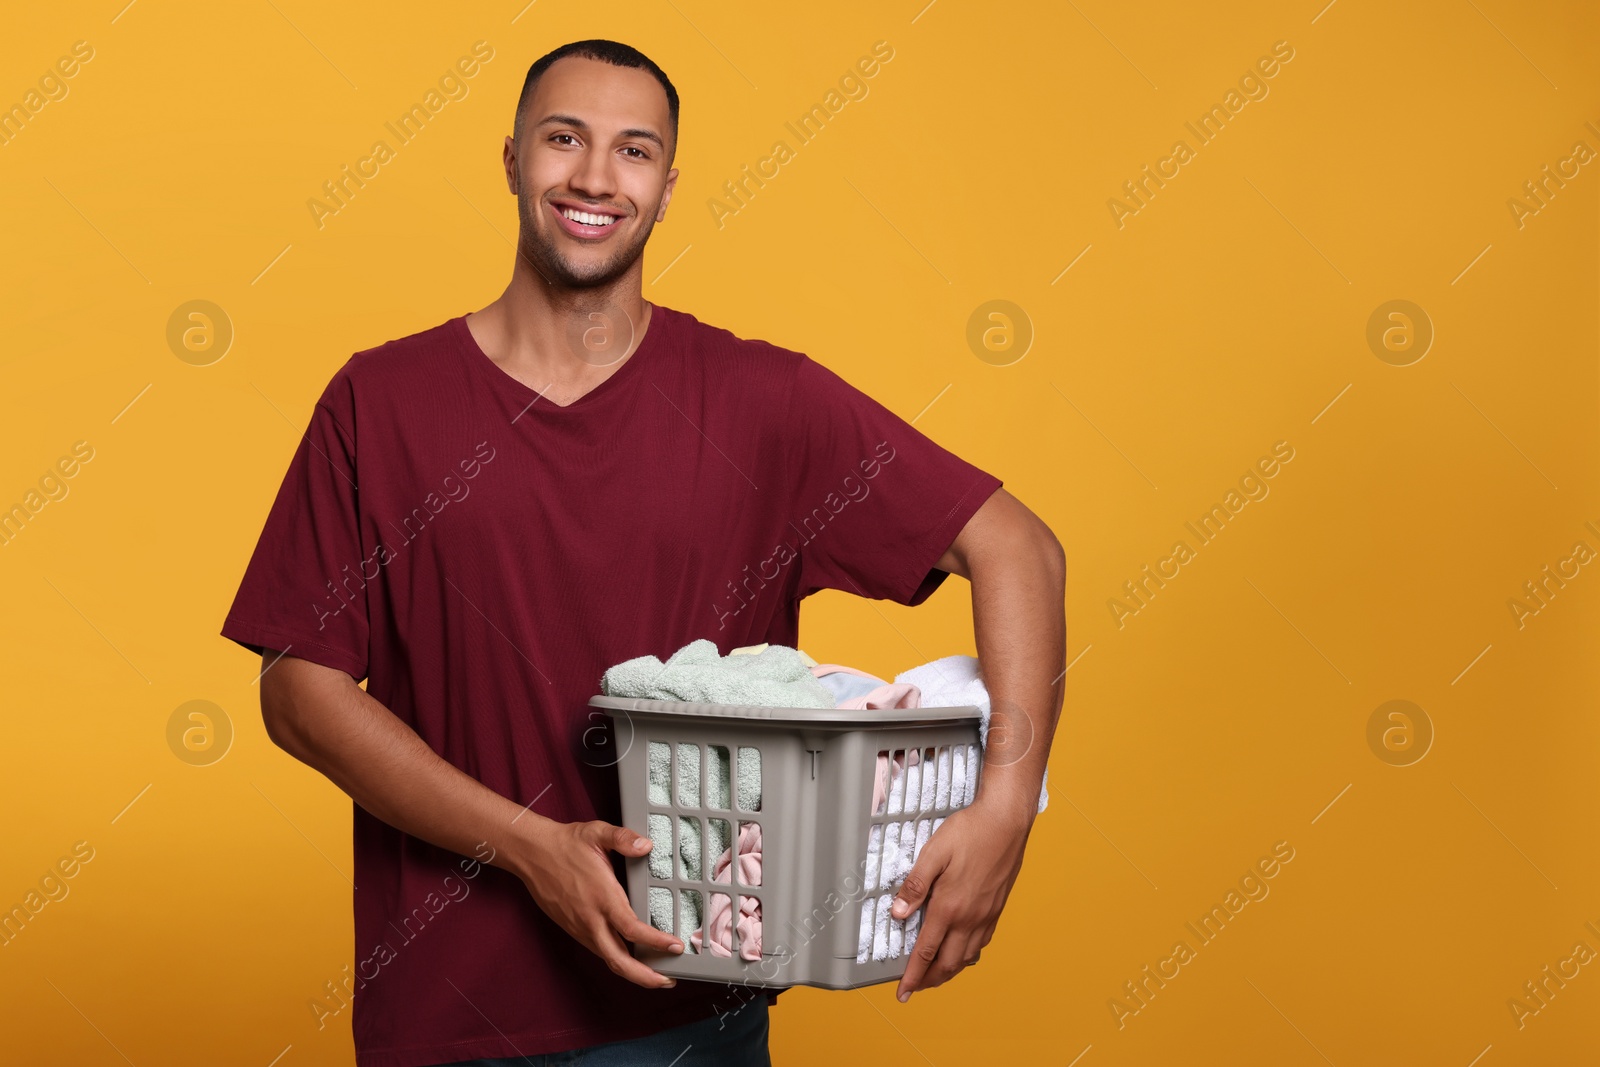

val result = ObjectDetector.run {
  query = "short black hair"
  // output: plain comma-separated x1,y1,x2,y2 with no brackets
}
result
513,39,679,159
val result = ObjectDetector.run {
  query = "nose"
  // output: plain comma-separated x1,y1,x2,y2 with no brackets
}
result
567,141,618,204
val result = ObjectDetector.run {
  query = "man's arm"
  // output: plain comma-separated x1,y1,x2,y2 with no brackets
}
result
258,652,685,988
889,486,1066,1000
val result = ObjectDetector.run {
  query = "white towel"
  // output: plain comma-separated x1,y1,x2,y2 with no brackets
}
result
864,823,883,892
855,816,933,961
901,754,922,815
894,655,1049,814
918,753,937,813
881,822,903,887
889,893,904,959
950,745,960,805
856,744,968,961
872,893,892,961
934,746,952,809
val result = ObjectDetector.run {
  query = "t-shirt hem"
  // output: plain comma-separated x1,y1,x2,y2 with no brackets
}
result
220,617,368,681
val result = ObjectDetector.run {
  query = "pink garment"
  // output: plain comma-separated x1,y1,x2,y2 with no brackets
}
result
873,747,924,814
810,664,922,710
691,821,763,960
840,682,921,711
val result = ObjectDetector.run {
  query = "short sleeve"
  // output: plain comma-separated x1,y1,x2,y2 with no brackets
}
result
220,369,369,681
781,356,1002,606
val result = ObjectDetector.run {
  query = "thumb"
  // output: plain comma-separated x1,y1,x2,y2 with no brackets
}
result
891,851,942,919
600,822,653,855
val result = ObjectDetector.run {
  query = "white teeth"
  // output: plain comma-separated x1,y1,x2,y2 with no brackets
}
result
561,207,617,226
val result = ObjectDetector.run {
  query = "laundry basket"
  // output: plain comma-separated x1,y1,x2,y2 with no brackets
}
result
590,695,983,990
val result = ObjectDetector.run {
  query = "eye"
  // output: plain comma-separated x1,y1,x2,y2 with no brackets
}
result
551,132,579,146
622,146,649,159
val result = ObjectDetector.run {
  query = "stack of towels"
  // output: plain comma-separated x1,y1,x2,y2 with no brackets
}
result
839,655,1048,963
604,640,822,958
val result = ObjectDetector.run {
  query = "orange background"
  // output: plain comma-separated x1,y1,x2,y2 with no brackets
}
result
1,1,1596,1063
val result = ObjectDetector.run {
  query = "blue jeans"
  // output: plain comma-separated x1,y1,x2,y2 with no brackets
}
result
432,996,770,1066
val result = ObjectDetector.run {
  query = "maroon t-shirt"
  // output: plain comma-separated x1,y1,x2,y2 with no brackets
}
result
221,302,1002,1066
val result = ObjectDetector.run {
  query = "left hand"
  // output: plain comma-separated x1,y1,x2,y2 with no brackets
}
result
890,799,1033,1001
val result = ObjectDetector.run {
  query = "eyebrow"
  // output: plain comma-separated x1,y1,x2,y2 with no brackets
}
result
532,113,664,151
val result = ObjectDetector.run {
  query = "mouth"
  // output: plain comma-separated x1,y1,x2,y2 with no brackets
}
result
549,200,626,241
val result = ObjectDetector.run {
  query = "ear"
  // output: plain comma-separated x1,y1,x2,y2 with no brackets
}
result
502,135,519,195
656,167,679,222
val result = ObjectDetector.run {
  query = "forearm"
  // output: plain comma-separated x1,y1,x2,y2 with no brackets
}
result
260,653,549,881
966,513,1066,824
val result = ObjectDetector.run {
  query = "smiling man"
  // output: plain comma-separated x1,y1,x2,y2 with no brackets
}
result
222,38,1064,1067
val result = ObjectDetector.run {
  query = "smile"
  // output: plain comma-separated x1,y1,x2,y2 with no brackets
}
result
550,201,625,239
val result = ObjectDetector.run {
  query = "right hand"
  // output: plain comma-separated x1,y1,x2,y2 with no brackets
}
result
519,819,684,989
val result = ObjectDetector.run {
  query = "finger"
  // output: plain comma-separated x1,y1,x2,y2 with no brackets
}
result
962,927,987,967
592,919,678,989
891,844,949,921
610,898,685,956
923,918,972,989
897,910,947,1002
599,822,654,856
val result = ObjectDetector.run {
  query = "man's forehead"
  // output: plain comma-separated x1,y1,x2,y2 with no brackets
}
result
529,56,670,132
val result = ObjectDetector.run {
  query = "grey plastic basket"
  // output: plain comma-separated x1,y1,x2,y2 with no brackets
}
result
590,694,983,990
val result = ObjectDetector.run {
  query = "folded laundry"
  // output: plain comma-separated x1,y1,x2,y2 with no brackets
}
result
895,654,1049,815
602,638,834,709
614,641,1047,966
811,665,923,813
857,742,980,962
645,739,761,940
621,640,808,956
823,655,1049,963
691,820,763,960
811,664,892,707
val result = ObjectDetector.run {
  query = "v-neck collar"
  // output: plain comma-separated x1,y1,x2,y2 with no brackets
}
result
453,302,669,416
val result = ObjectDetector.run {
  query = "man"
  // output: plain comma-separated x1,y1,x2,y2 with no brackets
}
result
222,38,1064,1067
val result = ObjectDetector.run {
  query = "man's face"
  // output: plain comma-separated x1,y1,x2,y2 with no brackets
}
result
505,56,678,289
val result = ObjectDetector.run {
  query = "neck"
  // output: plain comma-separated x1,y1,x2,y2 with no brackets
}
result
470,246,653,381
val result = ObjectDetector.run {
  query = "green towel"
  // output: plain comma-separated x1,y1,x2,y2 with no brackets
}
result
601,638,834,709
